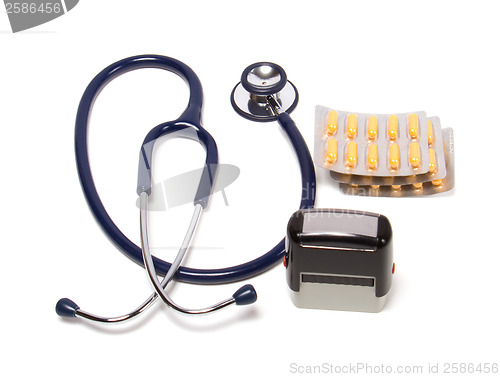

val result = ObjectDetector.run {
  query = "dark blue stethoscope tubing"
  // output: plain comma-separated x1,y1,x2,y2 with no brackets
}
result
74,54,316,284
137,120,219,203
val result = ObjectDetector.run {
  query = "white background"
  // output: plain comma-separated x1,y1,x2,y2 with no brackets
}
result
1,1,499,376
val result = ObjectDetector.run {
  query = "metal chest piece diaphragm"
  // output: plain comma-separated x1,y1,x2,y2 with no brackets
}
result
231,62,299,122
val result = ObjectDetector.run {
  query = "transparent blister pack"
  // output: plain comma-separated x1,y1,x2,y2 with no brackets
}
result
328,115,448,186
315,106,433,178
339,128,455,197
314,106,454,196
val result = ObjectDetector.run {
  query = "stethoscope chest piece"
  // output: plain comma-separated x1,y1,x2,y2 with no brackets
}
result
231,62,299,122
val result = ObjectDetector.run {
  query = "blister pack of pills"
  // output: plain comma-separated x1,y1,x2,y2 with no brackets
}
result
314,106,455,197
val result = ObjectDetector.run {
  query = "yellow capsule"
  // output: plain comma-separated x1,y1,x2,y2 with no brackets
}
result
408,113,419,139
367,143,378,170
409,142,421,169
346,113,357,139
367,115,378,141
429,148,438,174
326,111,338,136
432,179,443,186
345,141,358,168
371,185,380,189
413,183,423,189
427,120,435,146
389,143,400,170
392,185,401,190
325,138,338,165
388,115,399,140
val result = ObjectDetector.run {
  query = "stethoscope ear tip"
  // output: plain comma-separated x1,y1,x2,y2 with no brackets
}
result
232,284,258,306
56,298,80,318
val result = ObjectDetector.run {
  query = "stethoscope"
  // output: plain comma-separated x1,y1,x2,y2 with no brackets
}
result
56,55,316,323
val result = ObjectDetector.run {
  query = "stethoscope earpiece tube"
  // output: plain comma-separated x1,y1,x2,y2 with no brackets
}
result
139,193,257,314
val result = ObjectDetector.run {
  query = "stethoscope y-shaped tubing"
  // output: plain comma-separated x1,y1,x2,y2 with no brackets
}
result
74,54,316,284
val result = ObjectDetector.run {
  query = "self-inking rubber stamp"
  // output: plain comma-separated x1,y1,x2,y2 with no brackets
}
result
285,209,394,313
